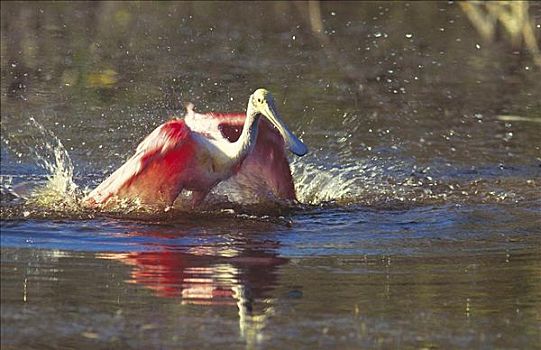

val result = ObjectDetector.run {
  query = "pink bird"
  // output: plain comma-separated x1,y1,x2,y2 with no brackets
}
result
84,89,307,209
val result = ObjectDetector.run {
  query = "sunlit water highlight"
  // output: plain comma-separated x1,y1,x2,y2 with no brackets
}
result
1,2,540,349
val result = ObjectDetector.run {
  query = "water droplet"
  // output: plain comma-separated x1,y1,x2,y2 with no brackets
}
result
331,11,336,16
475,43,481,49
374,32,382,38
292,35,296,40
405,33,413,38
504,132,513,141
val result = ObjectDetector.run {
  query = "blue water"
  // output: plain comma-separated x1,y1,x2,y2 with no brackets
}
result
2,1,541,348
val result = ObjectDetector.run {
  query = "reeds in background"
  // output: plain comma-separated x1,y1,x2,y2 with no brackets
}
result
459,1,540,67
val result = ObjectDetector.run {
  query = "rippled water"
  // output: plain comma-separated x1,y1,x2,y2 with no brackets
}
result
1,2,541,349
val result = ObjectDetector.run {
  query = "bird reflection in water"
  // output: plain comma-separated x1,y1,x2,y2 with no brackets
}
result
98,230,288,343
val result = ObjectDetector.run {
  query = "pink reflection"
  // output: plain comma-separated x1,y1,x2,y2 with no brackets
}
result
99,233,287,306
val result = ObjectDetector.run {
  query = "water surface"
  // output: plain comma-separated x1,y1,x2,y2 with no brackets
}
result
1,2,540,349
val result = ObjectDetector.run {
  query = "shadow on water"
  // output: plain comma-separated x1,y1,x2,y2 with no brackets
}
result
1,1,541,349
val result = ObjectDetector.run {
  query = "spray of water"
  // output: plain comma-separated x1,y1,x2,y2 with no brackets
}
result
291,157,361,205
1,117,80,210
1,116,533,220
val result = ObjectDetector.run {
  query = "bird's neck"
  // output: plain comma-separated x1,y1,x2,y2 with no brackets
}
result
231,112,260,163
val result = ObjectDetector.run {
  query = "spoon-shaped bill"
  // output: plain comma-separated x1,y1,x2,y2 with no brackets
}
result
260,100,308,156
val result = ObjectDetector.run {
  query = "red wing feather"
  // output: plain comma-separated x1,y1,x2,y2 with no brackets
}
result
85,120,193,206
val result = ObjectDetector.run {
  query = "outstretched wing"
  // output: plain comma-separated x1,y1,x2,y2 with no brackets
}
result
234,117,296,201
85,119,194,206
184,105,296,201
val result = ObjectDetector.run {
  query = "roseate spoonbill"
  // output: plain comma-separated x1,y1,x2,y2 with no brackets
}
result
184,103,298,201
84,89,307,208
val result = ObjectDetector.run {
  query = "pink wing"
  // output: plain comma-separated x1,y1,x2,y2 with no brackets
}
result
185,105,296,201
85,120,195,206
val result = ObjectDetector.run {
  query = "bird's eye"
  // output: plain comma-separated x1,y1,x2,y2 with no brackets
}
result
257,98,262,103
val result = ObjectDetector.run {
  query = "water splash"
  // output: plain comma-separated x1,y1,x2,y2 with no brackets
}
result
291,157,361,205
0,117,294,220
2,117,80,210
290,151,418,206
0,176,25,204
290,153,538,207
1,116,537,221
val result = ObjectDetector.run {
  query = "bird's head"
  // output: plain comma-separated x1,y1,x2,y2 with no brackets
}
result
248,88,308,156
